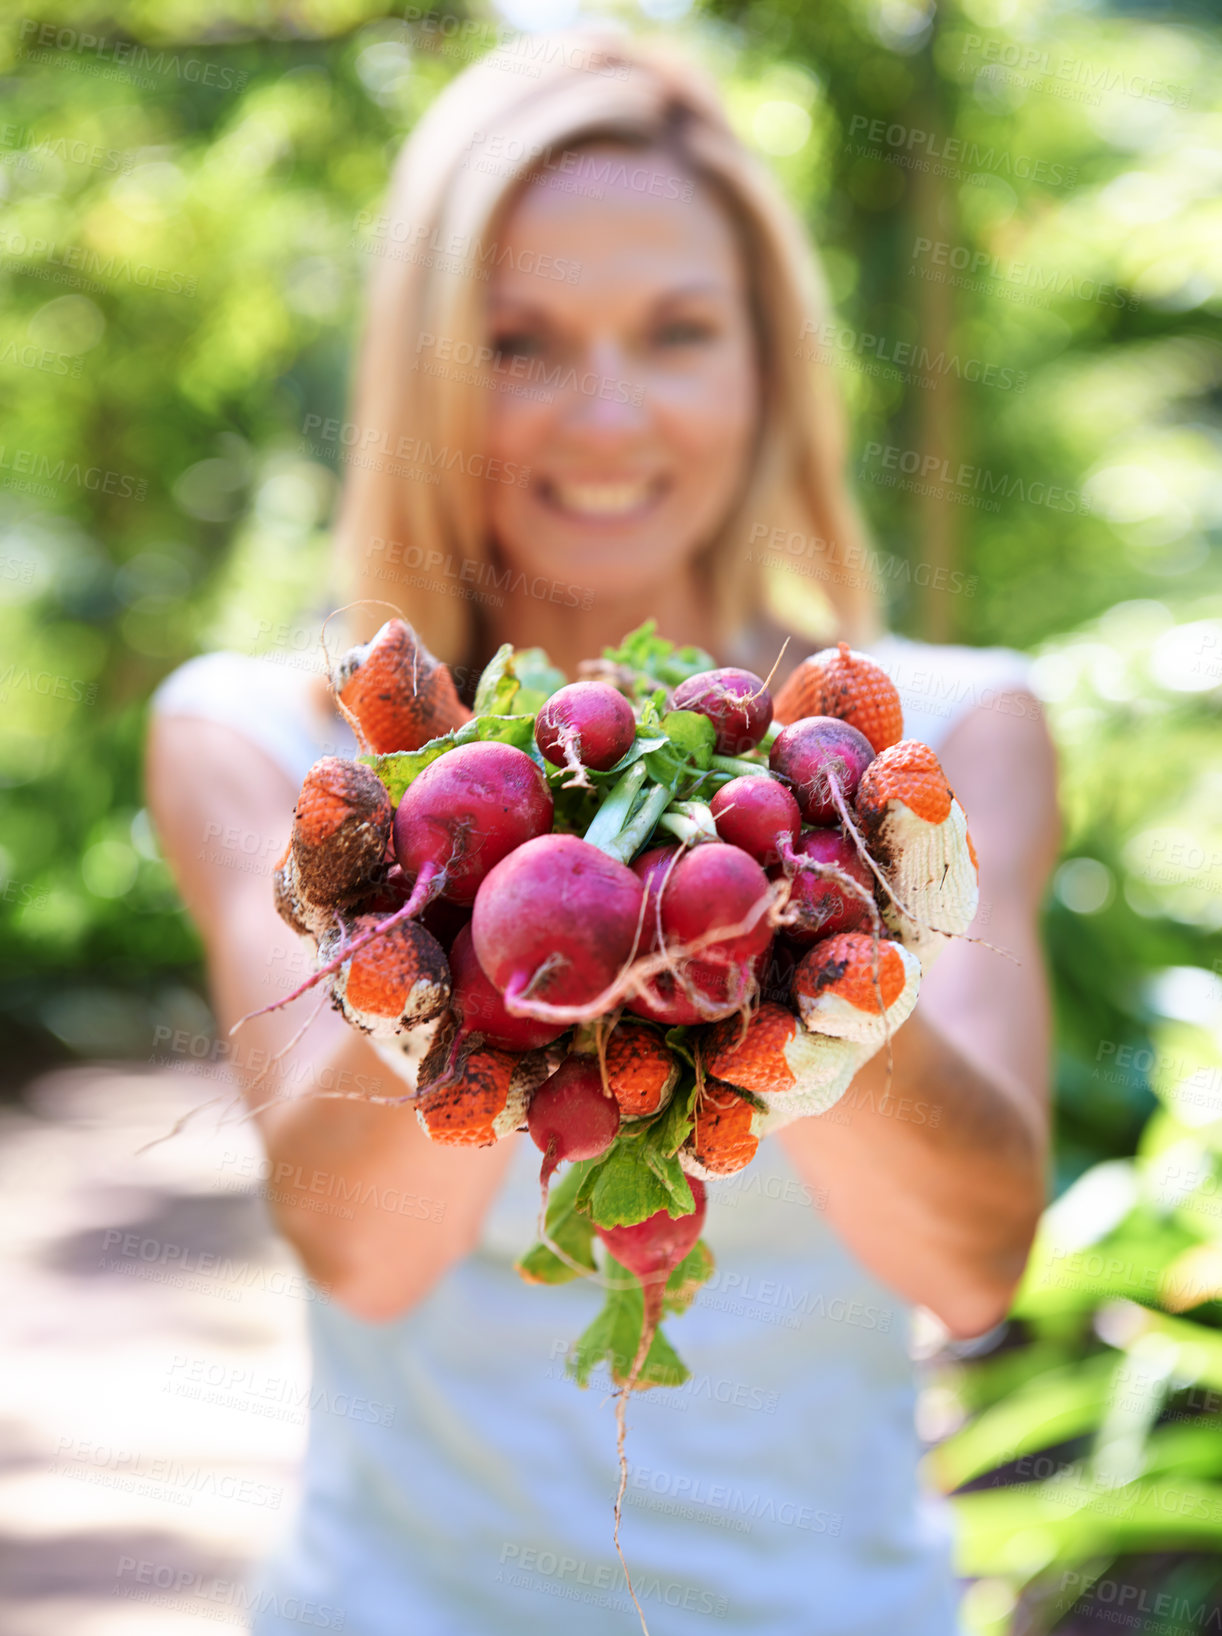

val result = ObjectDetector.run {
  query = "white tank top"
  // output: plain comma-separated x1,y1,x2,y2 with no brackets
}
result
151,633,1033,1636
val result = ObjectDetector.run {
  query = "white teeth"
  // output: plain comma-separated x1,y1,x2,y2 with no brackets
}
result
549,480,657,517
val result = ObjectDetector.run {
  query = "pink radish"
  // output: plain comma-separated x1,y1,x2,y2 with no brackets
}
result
471,833,645,1018
704,781,872,945
628,970,707,1027
631,843,682,955
528,1054,620,1200
534,681,636,783
779,828,872,945
659,842,774,970
626,842,773,1024
449,923,566,1052
632,842,773,966
359,865,474,953
596,1177,707,1318
392,740,553,909
709,775,800,865
670,667,771,755
419,895,472,953
769,715,874,825
628,954,765,1026
628,845,738,1024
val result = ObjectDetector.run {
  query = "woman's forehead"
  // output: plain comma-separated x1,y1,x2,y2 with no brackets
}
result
491,147,746,309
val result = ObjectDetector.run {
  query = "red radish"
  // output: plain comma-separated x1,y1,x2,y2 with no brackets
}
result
359,867,471,952
628,957,761,1026
419,895,472,953
392,740,553,909
628,970,707,1027
780,828,872,945
528,1054,620,1201
769,715,874,825
534,681,636,784
633,843,773,967
472,834,645,1019
670,667,771,755
631,843,683,954
596,1178,707,1314
709,775,800,865
449,923,565,1052
659,842,774,970
627,842,774,1024
623,852,731,1023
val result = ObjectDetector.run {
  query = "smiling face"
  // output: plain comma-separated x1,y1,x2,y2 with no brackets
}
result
483,143,761,603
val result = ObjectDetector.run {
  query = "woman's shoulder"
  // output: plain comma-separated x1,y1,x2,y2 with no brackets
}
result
151,650,355,787
866,632,1036,753
732,618,1037,753
863,631,1040,759
152,648,312,711
868,630,1033,687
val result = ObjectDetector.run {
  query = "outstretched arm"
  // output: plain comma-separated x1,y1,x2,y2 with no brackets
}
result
147,714,518,1323
777,692,1060,1338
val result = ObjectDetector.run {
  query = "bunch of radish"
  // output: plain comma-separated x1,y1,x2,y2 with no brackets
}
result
263,614,980,1624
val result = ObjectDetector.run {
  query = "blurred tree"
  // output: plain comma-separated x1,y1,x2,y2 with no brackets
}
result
0,4,1219,1624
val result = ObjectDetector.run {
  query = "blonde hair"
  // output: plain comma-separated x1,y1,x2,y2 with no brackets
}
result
334,28,879,672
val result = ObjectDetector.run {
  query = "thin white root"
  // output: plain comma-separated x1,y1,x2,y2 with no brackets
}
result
756,636,790,699
137,989,333,1156
133,1092,232,1158
531,1223,644,1292
556,729,594,791
612,1282,662,1636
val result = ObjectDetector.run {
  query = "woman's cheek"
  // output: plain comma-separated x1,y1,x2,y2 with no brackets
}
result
487,395,553,469
652,367,755,474
485,453,530,551
661,332,755,414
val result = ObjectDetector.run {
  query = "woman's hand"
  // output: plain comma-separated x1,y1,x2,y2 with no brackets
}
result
775,690,1060,1339
146,714,519,1323
740,717,984,1134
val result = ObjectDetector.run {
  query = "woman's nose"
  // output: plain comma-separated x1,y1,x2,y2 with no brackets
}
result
559,339,647,438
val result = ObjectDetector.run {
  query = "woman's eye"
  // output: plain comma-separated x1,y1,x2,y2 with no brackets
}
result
654,318,715,346
491,330,544,360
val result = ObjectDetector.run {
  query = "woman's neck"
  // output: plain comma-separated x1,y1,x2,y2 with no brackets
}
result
482,566,723,682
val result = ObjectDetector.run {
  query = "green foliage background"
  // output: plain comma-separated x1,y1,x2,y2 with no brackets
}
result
0,1,1218,1629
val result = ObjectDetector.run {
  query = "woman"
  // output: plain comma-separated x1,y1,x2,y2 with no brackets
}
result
148,30,1058,1636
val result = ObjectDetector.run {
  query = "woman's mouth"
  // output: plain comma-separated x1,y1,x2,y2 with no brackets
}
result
540,476,667,520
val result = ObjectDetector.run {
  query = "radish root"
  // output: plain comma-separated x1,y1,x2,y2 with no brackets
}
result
553,727,595,790
612,1274,664,1636
502,879,788,1027
229,862,444,1034
754,636,790,700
